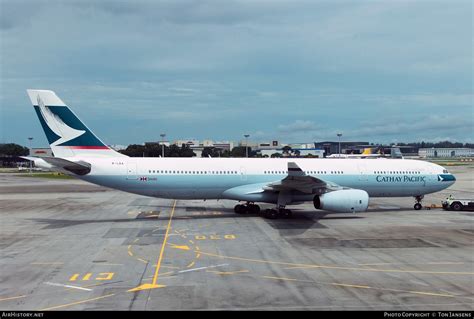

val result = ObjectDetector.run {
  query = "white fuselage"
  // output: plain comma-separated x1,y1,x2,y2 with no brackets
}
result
71,157,454,204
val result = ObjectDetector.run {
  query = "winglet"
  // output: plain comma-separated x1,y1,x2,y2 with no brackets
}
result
26,89,66,106
288,162,306,176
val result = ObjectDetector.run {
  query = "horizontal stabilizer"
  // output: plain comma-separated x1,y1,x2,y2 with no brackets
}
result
23,156,91,175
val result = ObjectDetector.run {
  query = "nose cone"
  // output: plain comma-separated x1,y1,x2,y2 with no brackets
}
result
432,162,456,188
438,174,456,189
438,174,456,182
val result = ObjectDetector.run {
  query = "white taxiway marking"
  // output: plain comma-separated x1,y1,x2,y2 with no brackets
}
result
45,282,92,291
177,264,229,274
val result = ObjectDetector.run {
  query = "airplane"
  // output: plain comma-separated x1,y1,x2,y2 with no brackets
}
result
327,148,378,158
327,147,403,159
24,89,456,219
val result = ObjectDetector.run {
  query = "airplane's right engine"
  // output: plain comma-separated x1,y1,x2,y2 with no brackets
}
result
313,189,369,213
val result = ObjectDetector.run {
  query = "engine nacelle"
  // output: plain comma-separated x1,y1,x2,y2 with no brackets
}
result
313,189,369,213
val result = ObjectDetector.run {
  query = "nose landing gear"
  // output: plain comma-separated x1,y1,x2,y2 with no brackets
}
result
414,195,424,210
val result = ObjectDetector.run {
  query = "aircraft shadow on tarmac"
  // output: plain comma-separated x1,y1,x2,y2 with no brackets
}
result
28,212,255,229
28,217,163,229
28,206,364,230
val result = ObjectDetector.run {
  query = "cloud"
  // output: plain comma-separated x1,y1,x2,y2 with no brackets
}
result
273,114,473,144
358,115,471,136
322,115,473,143
278,120,322,133
0,0,472,146
363,94,473,108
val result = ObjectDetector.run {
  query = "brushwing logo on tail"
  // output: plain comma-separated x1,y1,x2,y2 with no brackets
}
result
37,95,86,147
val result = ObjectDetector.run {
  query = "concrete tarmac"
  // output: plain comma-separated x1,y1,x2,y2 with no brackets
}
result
0,165,473,310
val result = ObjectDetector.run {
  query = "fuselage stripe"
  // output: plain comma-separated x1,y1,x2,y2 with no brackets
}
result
66,146,110,150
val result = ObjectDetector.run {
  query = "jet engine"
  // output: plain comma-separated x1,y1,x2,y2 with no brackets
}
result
313,189,369,213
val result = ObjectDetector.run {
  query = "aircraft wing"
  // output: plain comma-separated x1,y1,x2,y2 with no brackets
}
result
263,162,342,194
21,156,91,175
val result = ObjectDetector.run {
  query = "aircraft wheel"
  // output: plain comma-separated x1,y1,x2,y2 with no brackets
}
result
234,204,247,214
264,209,278,219
414,203,422,210
281,209,292,218
248,204,260,214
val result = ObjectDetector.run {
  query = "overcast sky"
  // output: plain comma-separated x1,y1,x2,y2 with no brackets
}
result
0,0,472,147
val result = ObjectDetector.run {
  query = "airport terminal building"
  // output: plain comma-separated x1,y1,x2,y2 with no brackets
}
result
418,148,474,158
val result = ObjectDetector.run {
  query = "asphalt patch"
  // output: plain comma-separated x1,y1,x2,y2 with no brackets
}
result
289,238,438,249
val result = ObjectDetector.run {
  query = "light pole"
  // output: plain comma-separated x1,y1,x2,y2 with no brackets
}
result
337,133,342,158
244,134,250,158
160,133,166,157
28,137,33,174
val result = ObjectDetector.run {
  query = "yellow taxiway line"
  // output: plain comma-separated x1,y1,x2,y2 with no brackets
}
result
195,250,474,276
128,200,177,292
332,283,371,289
262,276,302,282
0,295,27,302
40,293,116,311
261,275,463,300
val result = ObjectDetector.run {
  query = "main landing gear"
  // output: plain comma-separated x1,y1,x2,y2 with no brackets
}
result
261,190,293,219
233,203,292,219
263,208,292,219
414,195,424,210
234,202,261,214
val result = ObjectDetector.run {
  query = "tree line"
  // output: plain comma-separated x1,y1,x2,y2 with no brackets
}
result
121,145,256,158
1,140,473,157
0,144,29,157
119,143,195,157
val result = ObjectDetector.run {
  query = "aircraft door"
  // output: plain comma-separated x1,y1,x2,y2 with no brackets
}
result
240,166,247,181
357,162,368,181
420,166,430,185
126,161,138,180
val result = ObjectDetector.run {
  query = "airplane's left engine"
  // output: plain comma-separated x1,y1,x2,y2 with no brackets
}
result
313,189,369,213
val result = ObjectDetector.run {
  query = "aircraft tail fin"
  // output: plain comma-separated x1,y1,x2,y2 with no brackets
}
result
26,89,126,158
391,147,403,159
361,148,372,155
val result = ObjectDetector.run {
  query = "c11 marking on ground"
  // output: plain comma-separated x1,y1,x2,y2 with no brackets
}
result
69,273,114,282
